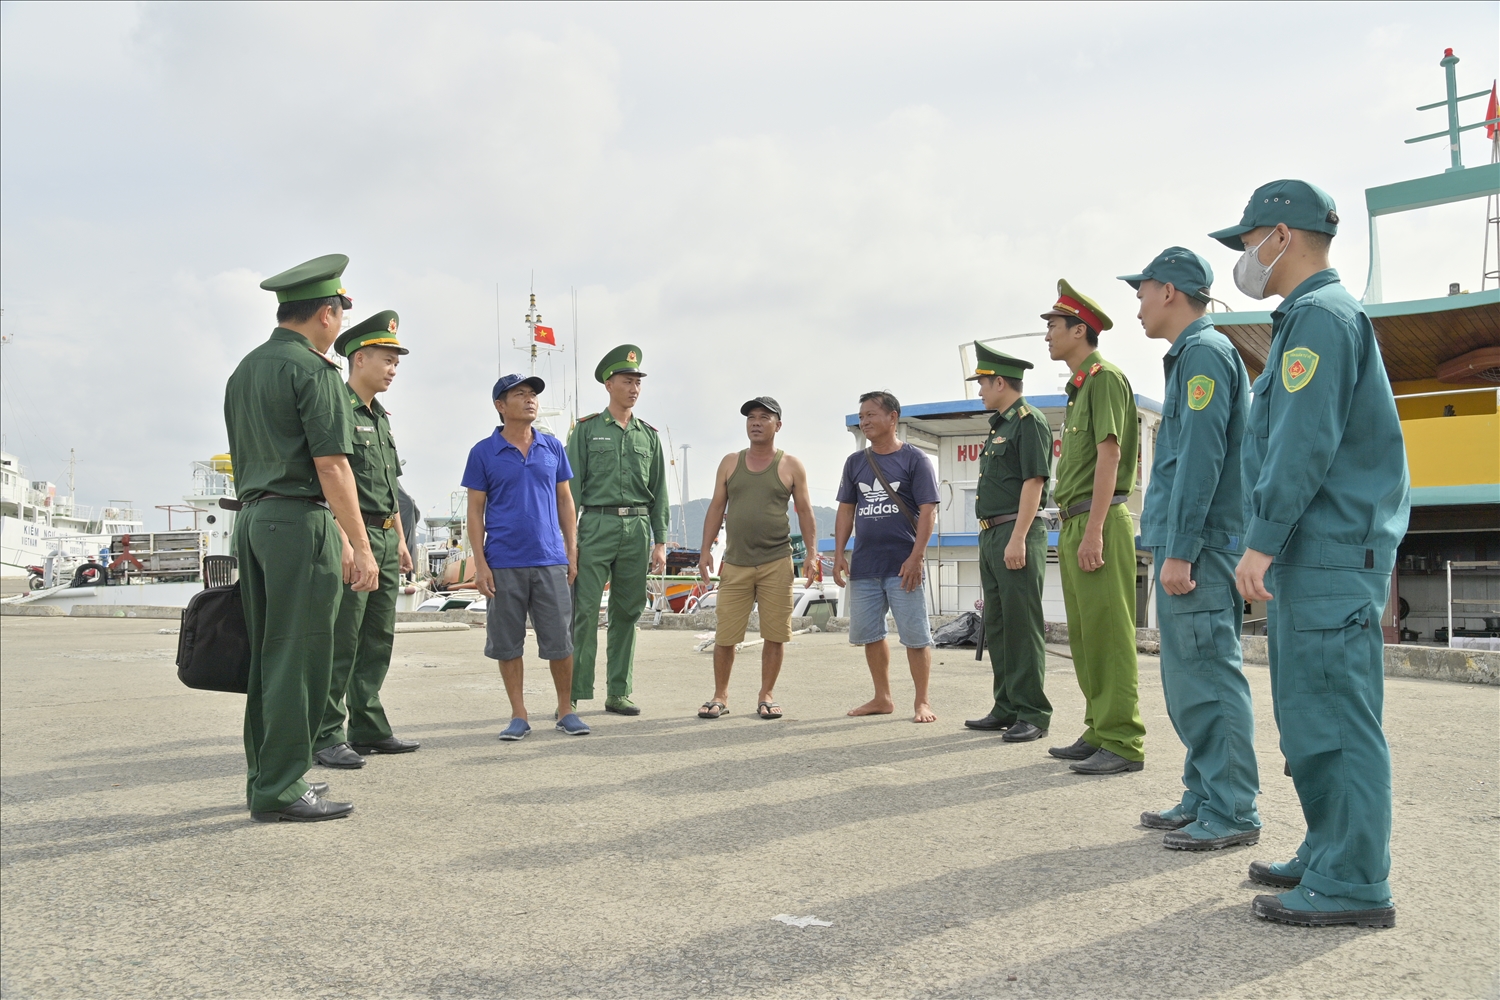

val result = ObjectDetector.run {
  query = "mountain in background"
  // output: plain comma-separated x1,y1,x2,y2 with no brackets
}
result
668,498,836,549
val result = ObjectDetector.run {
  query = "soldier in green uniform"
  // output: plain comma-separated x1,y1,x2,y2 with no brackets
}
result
961,344,1053,743
1211,180,1408,928
566,345,669,714
312,310,421,769
1041,279,1146,776
1119,248,1261,850
224,254,378,822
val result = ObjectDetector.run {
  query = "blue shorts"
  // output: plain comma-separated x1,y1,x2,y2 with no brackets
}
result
847,576,933,647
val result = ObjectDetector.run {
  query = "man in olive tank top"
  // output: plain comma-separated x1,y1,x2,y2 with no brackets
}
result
697,397,820,720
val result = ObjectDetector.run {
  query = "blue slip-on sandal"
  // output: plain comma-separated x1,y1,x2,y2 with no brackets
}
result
555,713,591,736
498,718,531,741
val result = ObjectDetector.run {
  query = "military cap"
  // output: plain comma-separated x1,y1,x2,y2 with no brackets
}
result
965,342,1035,381
493,373,545,399
334,310,407,358
1040,279,1113,334
259,253,352,305
1209,179,1339,250
595,344,646,382
1117,248,1214,303
740,396,782,418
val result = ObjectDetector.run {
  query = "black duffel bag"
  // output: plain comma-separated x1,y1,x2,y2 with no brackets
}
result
176,584,250,694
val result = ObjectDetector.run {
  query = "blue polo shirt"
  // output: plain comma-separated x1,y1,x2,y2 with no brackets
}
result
461,426,573,569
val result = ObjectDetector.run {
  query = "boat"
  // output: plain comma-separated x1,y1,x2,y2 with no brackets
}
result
1,449,144,586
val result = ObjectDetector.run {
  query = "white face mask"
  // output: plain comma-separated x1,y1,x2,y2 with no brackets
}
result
1232,230,1287,300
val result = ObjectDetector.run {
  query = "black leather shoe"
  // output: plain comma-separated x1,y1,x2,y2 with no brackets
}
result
1047,737,1095,760
964,715,1013,731
1140,809,1194,830
1002,721,1047,742
1163,828,1260,851
313,743,367,769
350,736,420,754
251,789,354,823
1248,859,1303,888
1069,749,1144,774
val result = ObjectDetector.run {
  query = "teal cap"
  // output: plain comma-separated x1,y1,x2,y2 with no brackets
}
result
1117,247,1214,303
1209,180,1339,250
260,253,352,305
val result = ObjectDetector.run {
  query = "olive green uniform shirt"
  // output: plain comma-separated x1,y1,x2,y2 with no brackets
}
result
565,412,670,543
224,327,352,501
975,399,1053,518
1054,351,1138,509
345,383,402,514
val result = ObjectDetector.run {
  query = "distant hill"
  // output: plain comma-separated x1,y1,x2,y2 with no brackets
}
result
669,498,836,549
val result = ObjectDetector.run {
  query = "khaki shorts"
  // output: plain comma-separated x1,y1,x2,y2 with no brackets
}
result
715,556,795,645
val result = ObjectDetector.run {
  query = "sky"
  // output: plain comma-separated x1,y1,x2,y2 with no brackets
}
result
1,0,1495,529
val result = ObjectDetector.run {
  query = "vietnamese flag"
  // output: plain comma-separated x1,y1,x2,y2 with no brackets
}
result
1487,82,1498,140
534,325,556,345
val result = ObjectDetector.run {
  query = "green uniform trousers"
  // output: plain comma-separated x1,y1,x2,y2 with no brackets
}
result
316,524,399,750
1057,503,1145,761
1266,563,1392,905
978,519,1051,729
236,499,342,813
571,510,650,701
1152,546,1260,835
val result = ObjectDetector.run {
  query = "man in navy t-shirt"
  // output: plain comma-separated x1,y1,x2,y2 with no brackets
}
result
462,373,588,742
833,391,941,723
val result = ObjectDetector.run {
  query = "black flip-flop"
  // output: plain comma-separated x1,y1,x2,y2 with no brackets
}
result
757,701,783,720
698,701,728,719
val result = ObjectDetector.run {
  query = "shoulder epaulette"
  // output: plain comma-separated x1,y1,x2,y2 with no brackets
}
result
639,418,658,432
578,412,599,423
1069,362,1105,389
310,347,341,370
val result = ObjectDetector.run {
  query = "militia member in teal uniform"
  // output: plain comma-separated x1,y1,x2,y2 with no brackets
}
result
566,345,669,714
312,310,421,769
1042,280,1147,775
1120,248,1261,850
961,344,1054,743
1212,181,1408,928
224,254,379,822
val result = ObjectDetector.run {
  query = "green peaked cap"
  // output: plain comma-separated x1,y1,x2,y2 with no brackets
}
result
334,310,406,358
966,342,1034,381
260,253,352,304
595,344,646,383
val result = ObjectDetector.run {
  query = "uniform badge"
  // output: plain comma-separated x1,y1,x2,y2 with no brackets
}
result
1281,347,1319,393
388,318,398,333
1088,363,1102,376
1186,375,1215,410
1071,370,1086,388
627,350,638,363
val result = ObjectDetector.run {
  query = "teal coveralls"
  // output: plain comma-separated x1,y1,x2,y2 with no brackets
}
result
1243,270,1409,907
1141,316,1260,838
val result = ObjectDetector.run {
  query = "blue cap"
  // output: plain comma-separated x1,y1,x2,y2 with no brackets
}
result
1117,247,1214,303
1209,179,1340,250
493,373,545,400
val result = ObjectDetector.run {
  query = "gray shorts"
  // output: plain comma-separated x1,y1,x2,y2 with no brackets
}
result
483,564,574,661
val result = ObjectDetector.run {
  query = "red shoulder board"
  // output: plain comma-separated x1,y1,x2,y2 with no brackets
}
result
1088,363,1102,376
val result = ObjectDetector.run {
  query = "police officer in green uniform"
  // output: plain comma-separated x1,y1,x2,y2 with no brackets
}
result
1120,248,1261,849
1211,181,1408,928
1042,279,1147,776
224,254,378,822
961,344,1053,743
312,310,421,769
566,345,669,714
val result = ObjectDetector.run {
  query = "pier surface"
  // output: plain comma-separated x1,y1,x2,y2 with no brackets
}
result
1,617,1495,999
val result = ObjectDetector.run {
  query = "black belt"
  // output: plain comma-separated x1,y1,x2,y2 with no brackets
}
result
362,511,398,530
1058,494,1129,521
584,505,649,516
222,494,329,511
977,513,1019,530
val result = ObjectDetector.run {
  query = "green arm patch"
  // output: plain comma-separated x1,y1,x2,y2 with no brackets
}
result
1281,347,1319,393
1185,375,1215,410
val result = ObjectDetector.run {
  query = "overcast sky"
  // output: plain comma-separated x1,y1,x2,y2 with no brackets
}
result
2,1,1495,528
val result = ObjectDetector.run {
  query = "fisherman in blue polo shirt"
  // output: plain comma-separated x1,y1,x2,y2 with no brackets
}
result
462,373,589,740
1120,248,1260,852
1210,180,1409,929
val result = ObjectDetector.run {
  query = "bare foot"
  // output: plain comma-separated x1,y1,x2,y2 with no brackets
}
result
847,697,895,717
912,702,937,724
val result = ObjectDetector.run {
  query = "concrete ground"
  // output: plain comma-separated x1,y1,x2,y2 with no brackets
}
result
1,618,1496,1000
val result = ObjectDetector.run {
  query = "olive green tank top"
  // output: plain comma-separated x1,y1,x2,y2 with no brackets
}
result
724,449,792,567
